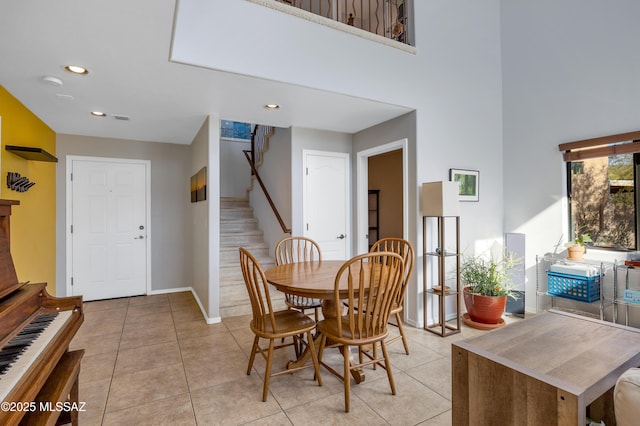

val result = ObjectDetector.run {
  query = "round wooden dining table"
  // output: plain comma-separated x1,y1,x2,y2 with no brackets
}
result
264,260,357,318
264,259,369,383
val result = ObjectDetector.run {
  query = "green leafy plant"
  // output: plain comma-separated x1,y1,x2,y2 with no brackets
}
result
460,252,519,298
565,233,592,252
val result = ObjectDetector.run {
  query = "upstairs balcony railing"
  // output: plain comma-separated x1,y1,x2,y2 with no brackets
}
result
276,0,411,45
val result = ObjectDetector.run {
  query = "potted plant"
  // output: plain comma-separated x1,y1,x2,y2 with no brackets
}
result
565,233,592,260
460,252,518,325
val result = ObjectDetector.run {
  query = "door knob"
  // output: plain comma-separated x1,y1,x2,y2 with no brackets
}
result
337,234,346,239
134,235,145,240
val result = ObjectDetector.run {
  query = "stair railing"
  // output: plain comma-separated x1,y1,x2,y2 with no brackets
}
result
275,0,411,45
243,125,291,234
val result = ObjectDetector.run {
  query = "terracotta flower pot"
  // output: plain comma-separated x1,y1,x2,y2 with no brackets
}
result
567,245,585,260
463,286,507,324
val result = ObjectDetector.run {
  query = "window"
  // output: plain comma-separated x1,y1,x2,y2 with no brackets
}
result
561,131,640,251
567,153,637,251
220,120,252,141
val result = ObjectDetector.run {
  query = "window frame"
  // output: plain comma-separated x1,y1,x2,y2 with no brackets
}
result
566,153,639,252
220,120,253,142
561,130,640,252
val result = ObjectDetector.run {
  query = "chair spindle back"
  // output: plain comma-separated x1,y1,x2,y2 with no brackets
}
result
239,247,276,333
335,252,404,339
275,236,322,266
370,238,414,306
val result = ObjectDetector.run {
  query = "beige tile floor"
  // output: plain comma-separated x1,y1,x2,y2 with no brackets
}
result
69,292,520,425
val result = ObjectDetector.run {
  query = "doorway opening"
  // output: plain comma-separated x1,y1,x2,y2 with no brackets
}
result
356,139,409,254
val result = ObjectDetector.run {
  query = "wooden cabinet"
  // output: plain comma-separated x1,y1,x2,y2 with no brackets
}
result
423,215,461,336
453,310,640,425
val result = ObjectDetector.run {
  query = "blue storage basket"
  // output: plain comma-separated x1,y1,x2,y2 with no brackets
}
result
623,289,640,304
546,271,600,303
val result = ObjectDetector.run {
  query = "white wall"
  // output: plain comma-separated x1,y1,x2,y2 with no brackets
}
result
414,2,504,325
190,119,210,319
173,0,420,110
208,117,221,322
249,127,292,255
190,116,221,322
220,139,251,198
501,0,640,312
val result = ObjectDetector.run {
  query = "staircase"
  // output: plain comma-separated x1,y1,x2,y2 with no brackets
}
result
219,197,284,318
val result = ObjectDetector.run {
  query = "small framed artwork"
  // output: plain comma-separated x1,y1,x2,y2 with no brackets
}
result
190,166,207,203
449,168,479,202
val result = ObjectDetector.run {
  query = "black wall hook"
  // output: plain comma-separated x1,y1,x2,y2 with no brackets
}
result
7,172,36,192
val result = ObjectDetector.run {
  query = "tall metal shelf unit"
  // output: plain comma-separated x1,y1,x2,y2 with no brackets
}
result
423,215,461,337
535,255,610,320
601,262,640,327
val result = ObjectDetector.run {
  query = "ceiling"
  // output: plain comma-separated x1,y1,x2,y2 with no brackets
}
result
0,0,412,145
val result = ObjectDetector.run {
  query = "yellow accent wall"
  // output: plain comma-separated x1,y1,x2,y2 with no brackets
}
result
0,85,57,293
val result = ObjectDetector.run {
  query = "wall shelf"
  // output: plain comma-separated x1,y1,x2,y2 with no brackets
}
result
5,145,58,162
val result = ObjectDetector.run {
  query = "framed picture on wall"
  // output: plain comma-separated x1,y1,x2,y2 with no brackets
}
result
190,166,207,203
449,168,479,202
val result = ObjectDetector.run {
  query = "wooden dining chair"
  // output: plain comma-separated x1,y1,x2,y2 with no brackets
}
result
274,236,324,322
317,251,405,412
370,238,415,355
239,247,322,402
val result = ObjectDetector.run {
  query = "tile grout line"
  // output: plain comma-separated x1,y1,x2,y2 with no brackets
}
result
170,294,199,425
100,296,130,423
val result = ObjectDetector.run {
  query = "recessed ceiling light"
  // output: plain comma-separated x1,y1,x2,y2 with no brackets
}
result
264,104,280,110
65,65,89,75
91,111,107,117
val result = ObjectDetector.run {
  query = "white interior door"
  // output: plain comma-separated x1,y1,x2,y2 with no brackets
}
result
303,150,350,260
70,158,149,301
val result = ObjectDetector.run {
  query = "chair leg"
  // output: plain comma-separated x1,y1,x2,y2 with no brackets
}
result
306,330,322,386
247,335,259,375
380,340,396,396
262,339,275,402
344,344,351,413
293,334,301,358
395,312,410,355
318,334,327,365
372,342,378,370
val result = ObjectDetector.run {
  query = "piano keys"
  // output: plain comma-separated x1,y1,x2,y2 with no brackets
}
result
0,200,84,426
0,312,71,400
0,313,60,376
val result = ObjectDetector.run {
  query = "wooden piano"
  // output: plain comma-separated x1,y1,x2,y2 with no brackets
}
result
0,200,84,426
